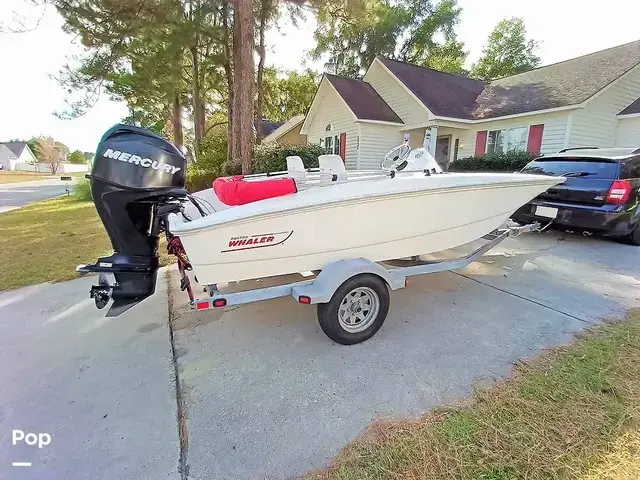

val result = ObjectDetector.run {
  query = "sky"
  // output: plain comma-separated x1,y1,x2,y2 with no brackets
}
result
1,0,639,152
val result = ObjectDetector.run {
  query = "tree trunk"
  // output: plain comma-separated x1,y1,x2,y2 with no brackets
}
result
172,94,183,146
232,0,255,174
190,45,204,159
222,1,234,164
255,0,269,145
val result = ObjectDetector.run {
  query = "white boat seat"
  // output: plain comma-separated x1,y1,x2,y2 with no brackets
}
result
286,156,305,172
318,155,346,173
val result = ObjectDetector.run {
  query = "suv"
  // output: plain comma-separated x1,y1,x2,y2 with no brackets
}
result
512,147,640,244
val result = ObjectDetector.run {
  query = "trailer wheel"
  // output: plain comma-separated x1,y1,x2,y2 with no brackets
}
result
317,274,390,345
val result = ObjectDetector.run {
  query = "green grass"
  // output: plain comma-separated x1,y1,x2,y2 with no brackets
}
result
0,197,172,290
304,313,640,480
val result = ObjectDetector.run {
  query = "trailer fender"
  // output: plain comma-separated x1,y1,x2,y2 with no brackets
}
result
291,258,405,304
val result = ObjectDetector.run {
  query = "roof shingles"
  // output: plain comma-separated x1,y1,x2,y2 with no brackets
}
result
378,39,640,120
619,97,640,116
325,74,403,124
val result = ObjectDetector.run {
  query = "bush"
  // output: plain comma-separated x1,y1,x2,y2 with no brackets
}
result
449,151,536,172
73,178,93,201
186,168,217,192
252,143,327,173
186,142,329,191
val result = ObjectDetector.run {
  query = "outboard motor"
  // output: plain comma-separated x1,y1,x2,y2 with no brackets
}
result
78,124,189,316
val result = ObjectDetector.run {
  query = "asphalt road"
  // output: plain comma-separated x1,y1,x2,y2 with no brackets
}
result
1,232,640,479
0,179,72,213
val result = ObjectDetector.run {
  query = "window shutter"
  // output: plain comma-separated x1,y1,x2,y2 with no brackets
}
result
475,131,488,156
339,133,346,161
527,125,544,155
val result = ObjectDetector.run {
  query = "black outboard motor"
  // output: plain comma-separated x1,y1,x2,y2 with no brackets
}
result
78,124,188,316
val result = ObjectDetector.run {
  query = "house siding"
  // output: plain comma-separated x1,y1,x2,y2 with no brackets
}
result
363,60,429,126
456,112,569,159
570,64,640,147
616,117,640,147
358,123,404,170
304,81,359,169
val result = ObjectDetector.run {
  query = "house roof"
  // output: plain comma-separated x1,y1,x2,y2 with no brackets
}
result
263,115,305,143
378,39,640,120
377,57,486,119
476,39,640,119
0,141,27,156
619,97,640,116
325,74,403,124
254,119,285,138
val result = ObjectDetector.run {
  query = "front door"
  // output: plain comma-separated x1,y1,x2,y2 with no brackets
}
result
435,136,451,171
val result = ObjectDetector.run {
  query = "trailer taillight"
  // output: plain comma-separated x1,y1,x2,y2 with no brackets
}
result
607,179,632,204
213,299,227,308
196,300,210,310
298,295,311,304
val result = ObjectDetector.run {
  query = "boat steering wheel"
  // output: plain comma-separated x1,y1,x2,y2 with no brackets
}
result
381,144,411,171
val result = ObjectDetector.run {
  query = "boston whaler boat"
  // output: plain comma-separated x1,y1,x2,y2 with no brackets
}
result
78,125,564,344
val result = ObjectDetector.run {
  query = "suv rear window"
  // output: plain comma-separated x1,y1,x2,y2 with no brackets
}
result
521,157,618,179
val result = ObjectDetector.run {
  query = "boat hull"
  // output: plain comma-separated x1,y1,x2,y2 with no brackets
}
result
174,174,562,285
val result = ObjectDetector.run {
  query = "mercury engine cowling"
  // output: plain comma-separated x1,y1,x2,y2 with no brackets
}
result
79,124,188,316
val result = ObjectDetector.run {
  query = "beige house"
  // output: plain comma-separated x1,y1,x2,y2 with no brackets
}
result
301,40,640,170
262,115,307,145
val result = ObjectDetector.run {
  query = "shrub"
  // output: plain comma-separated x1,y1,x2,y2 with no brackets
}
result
252,143,326,173
186,168,217,192
73,177,93,201
449,151,536,172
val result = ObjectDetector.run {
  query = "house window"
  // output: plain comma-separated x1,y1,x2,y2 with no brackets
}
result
325,124,333,132
321,134,341,155
487,127,529,154
453,138,460,161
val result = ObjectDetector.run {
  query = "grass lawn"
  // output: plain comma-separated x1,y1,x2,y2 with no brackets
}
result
0,196,172,291
306,313,640,480
0,171,51,184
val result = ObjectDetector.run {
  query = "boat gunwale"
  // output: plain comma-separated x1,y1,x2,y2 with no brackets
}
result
172,176,563,235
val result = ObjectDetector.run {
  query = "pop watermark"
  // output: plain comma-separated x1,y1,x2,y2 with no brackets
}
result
12,429,51,449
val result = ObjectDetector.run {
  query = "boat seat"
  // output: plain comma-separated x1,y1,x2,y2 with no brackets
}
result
213,175,297,206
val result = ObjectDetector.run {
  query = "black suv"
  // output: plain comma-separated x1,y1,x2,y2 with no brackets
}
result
512,147,640,244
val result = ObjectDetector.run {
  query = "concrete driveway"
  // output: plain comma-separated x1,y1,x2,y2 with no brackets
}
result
1,232,639,479
169,231,640,480
0,178,73,213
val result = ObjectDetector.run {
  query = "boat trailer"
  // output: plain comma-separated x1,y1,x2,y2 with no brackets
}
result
188,222,541,345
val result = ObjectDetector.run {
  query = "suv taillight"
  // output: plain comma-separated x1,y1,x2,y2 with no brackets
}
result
606,179,632,204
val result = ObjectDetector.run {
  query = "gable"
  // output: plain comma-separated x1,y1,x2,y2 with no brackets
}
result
363,59,431,125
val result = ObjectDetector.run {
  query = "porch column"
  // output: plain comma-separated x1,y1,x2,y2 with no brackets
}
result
423,126,438,156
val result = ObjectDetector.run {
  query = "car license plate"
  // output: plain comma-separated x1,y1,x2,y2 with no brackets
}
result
535,206,558,218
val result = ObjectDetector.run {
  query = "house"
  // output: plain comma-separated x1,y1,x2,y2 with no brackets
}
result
301,40,640,170
0,141,38,170
262,115,307,145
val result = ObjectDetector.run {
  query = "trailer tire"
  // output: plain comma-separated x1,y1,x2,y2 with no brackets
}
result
317,274,390,345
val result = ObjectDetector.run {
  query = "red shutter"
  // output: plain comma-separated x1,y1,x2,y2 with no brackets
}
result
339,132,346,162
527,124,544,155
475,131,487,156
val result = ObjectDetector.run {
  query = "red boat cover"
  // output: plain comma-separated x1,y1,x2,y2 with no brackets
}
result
213,175,297,206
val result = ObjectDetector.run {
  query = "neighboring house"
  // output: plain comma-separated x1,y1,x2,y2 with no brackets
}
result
262,115,307,145
301,40,640,170
0,141,38,170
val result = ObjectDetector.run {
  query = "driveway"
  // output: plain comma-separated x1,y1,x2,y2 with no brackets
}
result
1,232,639,479
0,272,179,480
0,178,73,213
170,231,640,480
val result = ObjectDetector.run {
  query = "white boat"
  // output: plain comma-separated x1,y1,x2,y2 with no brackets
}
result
79,126,564,343
169,146,564,286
